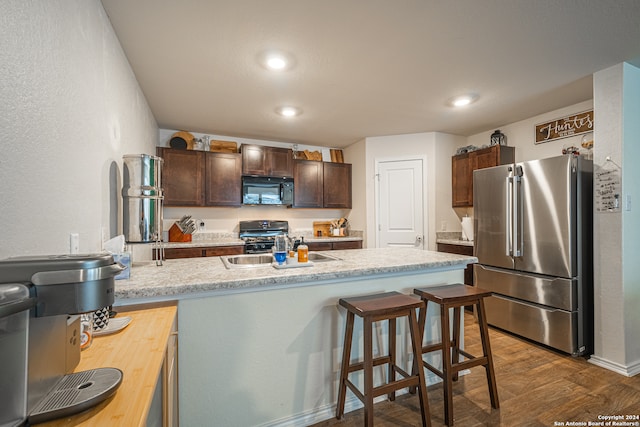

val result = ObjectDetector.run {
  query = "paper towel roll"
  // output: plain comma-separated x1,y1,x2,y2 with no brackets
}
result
461,217,474,242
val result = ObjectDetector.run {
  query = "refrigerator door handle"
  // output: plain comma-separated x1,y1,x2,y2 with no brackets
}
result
513,173,522,257
506,174,513,256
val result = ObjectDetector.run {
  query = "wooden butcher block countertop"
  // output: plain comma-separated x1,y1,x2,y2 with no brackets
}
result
35,303,177,427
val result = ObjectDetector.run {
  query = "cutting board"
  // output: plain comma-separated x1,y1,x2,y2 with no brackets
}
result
313,221,333,238
209,140,238,153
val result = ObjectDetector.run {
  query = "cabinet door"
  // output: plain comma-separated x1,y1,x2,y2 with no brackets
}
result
323,162,352,208
159,148,205,206
241,145,293,177
205,152,242,206
332,240,362,250
307,242,333,251
163,247,205,259
204,246,244,256
267,147,293,177
452,153,471,207
241,145,267,175
293,160,323,207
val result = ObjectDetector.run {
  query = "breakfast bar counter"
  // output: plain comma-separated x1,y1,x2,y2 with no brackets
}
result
114,247,476,426
115,247,476,302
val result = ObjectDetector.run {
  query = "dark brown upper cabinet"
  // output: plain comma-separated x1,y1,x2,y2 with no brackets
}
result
452,145,515,207
293,160,324,207
158,148,242,207
323,162,352,209
204,152,242,206
159,148,205,206
293,160,352,209
241,145,293,178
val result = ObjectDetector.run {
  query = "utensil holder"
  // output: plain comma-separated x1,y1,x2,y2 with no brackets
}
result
168,223,192,242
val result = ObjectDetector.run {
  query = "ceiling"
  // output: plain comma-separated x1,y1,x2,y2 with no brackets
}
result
101,0,640,148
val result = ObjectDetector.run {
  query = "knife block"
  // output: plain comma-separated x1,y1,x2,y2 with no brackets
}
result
168,223,192,242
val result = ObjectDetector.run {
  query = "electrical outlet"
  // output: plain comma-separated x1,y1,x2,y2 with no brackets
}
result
441,221,447,231
70,233,79,254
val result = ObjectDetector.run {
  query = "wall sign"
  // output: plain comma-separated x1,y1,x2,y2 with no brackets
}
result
534,110,594,144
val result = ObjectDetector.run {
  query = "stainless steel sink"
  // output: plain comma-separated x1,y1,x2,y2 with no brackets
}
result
221,254,274,269
307,252,340,262
221,252,340,269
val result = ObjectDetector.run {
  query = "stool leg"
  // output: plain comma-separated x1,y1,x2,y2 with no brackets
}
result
441,304,454,426
336,311,354,419
388,317,396,401
409,302,427,394
477,299,499,409
363,316,374,427
451,306,461,382
409,308,432,427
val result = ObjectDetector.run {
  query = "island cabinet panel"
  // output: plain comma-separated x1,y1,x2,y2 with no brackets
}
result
323,162,352,208
205,152,242,206
241,144,293,177
293,159,324,207
451,145,514,207
159,148,205,206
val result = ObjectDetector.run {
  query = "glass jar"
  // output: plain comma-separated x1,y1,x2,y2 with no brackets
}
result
297,244,308,263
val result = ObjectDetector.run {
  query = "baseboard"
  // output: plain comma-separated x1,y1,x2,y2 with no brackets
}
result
589,355,640,377
256,370,469,426
257,393,391,427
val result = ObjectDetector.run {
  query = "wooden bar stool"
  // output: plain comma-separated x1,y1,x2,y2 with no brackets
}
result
413,284,499,426
336,291,431,427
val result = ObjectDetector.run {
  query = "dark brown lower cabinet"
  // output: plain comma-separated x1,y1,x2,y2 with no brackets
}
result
437,242,475,311
436,243,474,286
307,240,362,251
156,245,244,260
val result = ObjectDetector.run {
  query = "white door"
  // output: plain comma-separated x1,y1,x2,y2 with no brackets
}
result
376,158,425,248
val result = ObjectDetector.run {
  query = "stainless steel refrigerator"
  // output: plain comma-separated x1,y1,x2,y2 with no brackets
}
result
473,155,593,356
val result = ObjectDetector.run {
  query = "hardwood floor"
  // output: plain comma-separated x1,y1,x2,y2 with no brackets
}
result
310,312,640,426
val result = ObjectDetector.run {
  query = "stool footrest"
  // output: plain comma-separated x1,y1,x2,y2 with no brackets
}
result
454,356,489,373
374,375,420,398
345,379,364,401
346,355,392,373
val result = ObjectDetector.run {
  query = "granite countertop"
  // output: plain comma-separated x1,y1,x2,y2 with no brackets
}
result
303,236,362,243
160,235,363,249
116,247,476,302
161,238,244,249
436,238,474,247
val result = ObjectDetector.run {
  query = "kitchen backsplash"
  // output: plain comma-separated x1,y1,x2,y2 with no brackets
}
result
190,228,363,241
436,231,463,241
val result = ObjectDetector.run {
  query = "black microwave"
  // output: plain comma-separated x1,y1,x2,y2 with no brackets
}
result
242,177,294,206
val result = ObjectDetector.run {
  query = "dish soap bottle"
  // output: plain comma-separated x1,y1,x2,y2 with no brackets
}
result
297,237,308,263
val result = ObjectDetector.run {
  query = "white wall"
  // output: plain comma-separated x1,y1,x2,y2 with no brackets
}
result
0,0,158,259
590,63,640,376
467,100,594,163
362,132,465,250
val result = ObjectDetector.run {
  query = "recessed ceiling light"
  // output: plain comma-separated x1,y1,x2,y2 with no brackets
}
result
448,94,479,108
266,56,287,70
259,50,294,71
276,106,302,117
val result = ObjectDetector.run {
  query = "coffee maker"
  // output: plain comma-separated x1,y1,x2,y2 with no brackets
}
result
0,253,124,426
